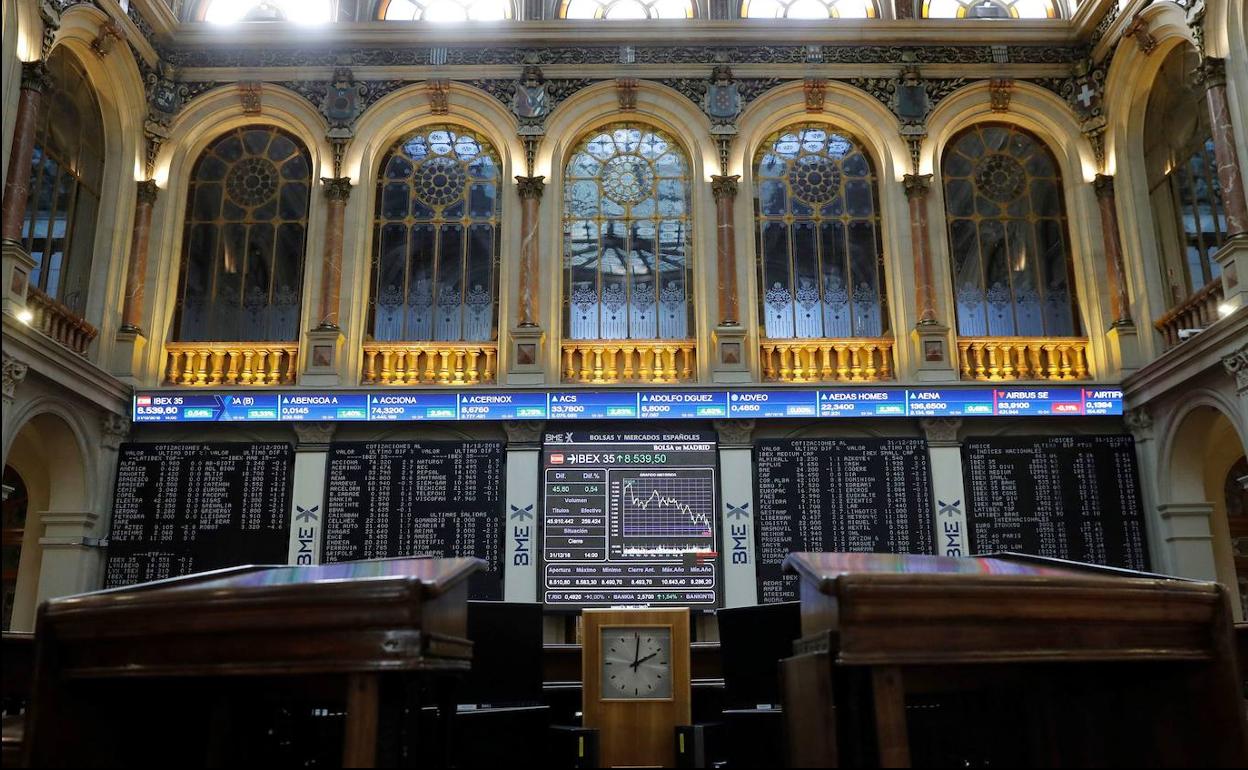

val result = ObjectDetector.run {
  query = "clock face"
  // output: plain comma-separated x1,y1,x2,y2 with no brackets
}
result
601,626,673,700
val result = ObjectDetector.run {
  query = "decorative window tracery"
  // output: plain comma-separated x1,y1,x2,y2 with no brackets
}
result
754,124,887,339
922,0,1059,19
20,49,103,317
942,124,1078,338
199,0,333,23
175,126,311,342
563,124,692,341
560,0,694,18
380,0,512,20
370,126,500,342
742,0,877,18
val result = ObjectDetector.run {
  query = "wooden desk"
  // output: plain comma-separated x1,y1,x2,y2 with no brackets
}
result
24,557,482,767
780,552,1247,768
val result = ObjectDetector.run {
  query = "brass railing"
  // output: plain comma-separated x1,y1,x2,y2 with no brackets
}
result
561,340,696,384
956,337,1091,381
1154,277,1224,349
26,286,97,356
760,338,895,382
362,342,498,385
164,342,299,386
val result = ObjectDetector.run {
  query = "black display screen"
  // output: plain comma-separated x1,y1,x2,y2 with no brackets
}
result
754,438,935,603
962,435,1148,570
322,441,505,599
104,442,294,588
541,430,720,608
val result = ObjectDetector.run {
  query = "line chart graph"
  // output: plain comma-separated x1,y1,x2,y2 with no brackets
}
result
618,471,715,539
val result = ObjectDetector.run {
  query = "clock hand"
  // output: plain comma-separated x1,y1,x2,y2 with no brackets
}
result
634,651,659,666
632,633,641,669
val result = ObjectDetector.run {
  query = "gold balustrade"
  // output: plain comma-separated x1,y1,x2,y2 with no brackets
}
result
956,337,1090,381
1154,277,1224,349
362,342,497,385
25,286,98,356
561,340,696,384
164,342,299,386
760,338,895,383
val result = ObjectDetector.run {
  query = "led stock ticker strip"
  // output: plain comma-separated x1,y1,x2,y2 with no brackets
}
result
134,386,1124,423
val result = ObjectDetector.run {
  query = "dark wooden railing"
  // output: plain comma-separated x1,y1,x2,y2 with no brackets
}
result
25,286,98,356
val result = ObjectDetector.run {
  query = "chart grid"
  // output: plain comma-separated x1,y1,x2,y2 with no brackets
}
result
617,471,716,539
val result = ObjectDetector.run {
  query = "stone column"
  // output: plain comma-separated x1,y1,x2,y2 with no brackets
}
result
503,420,543,602
317,177,352,329
713,419,757,607
515,175,545,328
904,173,937,325
287,422,334,566
1,62,50,244
921,419,969,557
1203,58,1247,238
711,175,740,326
1093,175,1131,325
120,181,159,333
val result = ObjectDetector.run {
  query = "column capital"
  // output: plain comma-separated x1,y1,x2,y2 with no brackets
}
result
293,421,336,449
1124,406,1153,439
320,176,353,201
1223,344,1248,393
101,413,131,450
135,179,160,205
920,417,961,446
20,60,52,93
1093,173,1115,199
515,175,546,199
903,173,933,199
2,352,29,403
1197,57,1227,90
503,420,545,445
711,174,740,200
712,419,754,447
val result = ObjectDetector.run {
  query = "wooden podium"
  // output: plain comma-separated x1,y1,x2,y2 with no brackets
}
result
23,557,482,767
780,552,1247,767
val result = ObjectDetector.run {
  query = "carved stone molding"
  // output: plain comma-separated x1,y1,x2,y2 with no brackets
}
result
1124,407,1153,439
321,176,353,202
2,354,29,403
1197,57,1227,90
713,419,754,447
101,413,131,450
903,173,932,199
1124,15,1158,55
428,79,450,114
136,179,160,205
90,19,124,59
1224,345,1248,393
804,77,826,113
292,422,336,447
20,61,52,94
238,81,263,115
1093,173,1115,200
711,174,740,201
920,417,962,446
503,420,545,445
989,77,1013,112
516,175,545,199
617,77,638,111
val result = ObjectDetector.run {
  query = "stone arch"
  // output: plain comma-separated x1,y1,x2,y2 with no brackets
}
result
143,83,334,382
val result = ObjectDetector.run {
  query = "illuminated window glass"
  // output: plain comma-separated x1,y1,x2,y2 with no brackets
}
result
200,0,332,23
175,126,311,342
942,124,1078,338
755,124,887,339
923,0,1058,18
742,0,877,18
370,126,501,342
1169,138,1226,292
20,49,103,317
381,0,512,20
560,0,694,19
563,124,692,341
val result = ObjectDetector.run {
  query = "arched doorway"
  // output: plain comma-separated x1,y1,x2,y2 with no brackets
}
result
2,465,29,630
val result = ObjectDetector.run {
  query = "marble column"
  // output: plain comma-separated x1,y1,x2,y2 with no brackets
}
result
515,175,544,327
1,62,51,244
120,181,159,333
904,173,938,324
1203,58,1247,238
1093,175,1132,325
711,175,740,326
316,177,352,329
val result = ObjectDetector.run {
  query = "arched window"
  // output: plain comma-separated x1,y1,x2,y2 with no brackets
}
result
923,0,1059,18
942,124,1078,338
564,123,692,341
755,124,887,339
175,126,312,342
199,0,333,23
20,49,104,317
380,0,512,20
1145,46,1226,304
560,0,694,18
743,0,877,18
369,126,501,342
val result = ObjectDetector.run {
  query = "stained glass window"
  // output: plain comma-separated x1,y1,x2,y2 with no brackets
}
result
175,126,311,342
742,0,877,18
923,0,1059,18
755,124,887,339
369,126,501,342
20,49,103,317
942,124,1078,338
200,0,332,23
381,0,512,20
563,124,692,341
560,0,694,18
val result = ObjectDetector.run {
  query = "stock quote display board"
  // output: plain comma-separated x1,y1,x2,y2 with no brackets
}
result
754,438,935,603
322,441,505,599
962,435,1148,570
541,431,720,608
105,443,293,588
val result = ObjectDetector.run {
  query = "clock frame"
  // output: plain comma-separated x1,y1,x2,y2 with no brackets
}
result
582,608,691,767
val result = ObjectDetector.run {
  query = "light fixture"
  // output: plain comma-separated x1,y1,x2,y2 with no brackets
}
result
1218,302,1235,318
17,308,33,324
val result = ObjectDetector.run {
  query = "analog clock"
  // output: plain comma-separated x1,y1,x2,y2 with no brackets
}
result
601,626,673,700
